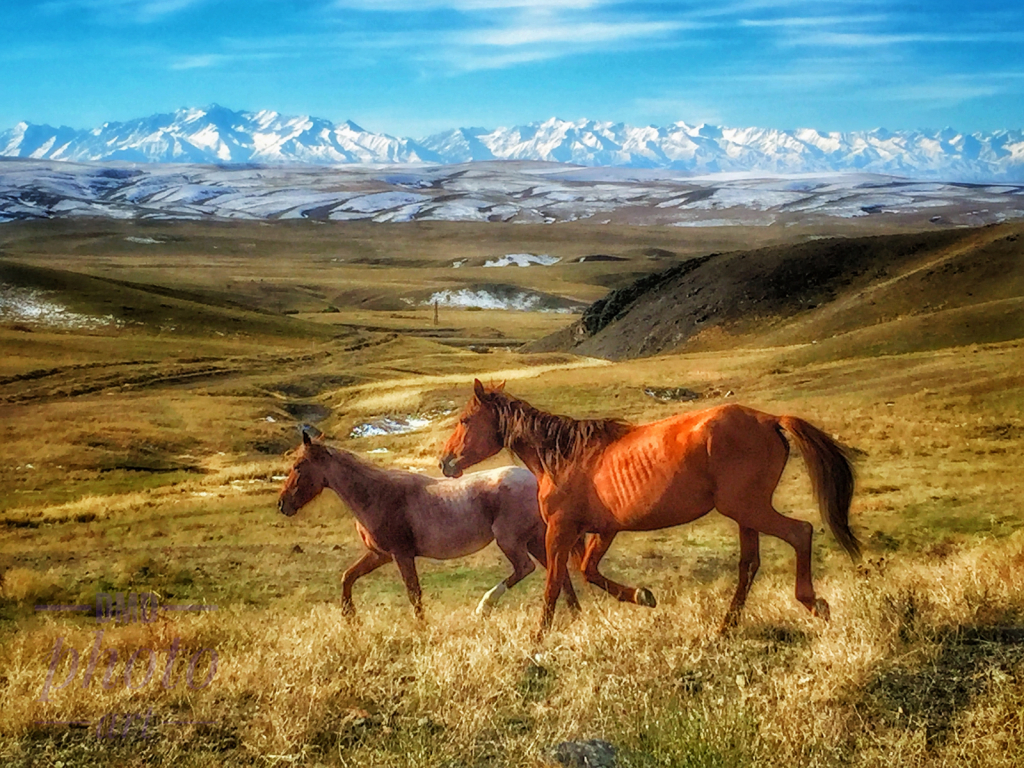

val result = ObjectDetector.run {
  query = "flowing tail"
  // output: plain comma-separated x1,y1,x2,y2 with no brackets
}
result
778,416,860,560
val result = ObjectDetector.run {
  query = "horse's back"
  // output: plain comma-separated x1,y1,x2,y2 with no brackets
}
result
412,467,539,559
590,404,785,530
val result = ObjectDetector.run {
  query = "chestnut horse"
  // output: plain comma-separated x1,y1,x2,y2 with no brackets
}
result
278,430,580,618
440,380,859,635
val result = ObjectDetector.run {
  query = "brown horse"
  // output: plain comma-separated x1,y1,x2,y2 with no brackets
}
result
278,430,581,618
440,380,859,635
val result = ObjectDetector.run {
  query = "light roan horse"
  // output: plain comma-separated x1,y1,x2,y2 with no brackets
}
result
439,380,859,636
278,430,581,618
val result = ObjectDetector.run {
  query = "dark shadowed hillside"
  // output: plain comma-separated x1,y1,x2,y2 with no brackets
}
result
527,223,1024,360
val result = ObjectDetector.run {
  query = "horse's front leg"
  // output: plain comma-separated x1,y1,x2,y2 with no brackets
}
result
394,554,424,620
537,513,581,639
580,532,657,608
341,549,392,615
525,531,582,615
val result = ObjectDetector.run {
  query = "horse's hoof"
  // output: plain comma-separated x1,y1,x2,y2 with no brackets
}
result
812,598,831,622
719,612,739,635
636,588,657,608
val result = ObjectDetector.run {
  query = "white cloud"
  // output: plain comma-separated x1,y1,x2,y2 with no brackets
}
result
331,0,604,10
880,79,1004,106
43,0,209,23
171,53,230,70
787,30,1024,48
738,15,887,28
469,20,687,47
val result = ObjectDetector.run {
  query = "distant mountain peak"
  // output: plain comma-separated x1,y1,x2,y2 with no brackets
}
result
1,107,1022,180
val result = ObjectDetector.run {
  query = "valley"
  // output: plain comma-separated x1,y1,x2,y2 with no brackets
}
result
1,208,1023,767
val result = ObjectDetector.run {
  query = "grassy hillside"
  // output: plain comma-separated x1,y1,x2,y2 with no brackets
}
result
530,222,1024,360
1,218,1022,767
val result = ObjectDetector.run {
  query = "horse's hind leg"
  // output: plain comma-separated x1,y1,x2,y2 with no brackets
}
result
479,531,538,616
581,532,657,608
720,526,760,633
526,532,582,614
341,550,392,616
734,505,827,621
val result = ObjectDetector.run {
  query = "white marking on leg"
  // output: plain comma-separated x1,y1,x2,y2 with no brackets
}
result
475,582,508,616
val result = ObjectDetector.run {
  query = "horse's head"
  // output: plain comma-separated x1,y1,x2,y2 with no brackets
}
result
278,431,331,516
439,379,505,478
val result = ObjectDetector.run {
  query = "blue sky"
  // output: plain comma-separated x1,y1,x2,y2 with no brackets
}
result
2,0,1022,136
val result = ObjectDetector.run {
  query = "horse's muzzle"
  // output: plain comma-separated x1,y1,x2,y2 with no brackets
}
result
278,497,297,516
439,455,463,478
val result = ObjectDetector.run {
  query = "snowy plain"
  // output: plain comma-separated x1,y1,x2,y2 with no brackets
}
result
2,159,1022,228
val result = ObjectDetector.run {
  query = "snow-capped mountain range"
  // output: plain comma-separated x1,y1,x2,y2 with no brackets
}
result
2,105,1023,181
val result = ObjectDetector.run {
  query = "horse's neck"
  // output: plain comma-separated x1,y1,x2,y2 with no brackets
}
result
498,396,625,480
322,448,398,527
501,399,568,478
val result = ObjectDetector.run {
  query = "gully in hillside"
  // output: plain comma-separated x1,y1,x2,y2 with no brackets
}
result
440,380,859,636
277,429,581,617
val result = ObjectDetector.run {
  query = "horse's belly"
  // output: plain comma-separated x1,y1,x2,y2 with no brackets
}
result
409,496,496,559
416,527,493,560
617,496,713,530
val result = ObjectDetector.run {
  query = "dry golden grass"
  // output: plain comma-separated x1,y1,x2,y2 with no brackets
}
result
2,337,1022,767
2,534,1023,767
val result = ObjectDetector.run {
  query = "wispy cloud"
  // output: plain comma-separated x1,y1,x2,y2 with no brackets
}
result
170,53,230,70
43,0,210,23
738,15,887,29
879,76,1012,107
788,30,1024,47
468,19,688,48
330,0,605,10
168,48,292,71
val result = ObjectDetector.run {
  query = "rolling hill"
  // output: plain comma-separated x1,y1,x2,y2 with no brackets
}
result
528,222,1024,360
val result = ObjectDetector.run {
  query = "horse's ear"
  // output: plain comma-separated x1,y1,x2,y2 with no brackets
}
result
495,380,506,392
302,430,312,446
473,378,486,399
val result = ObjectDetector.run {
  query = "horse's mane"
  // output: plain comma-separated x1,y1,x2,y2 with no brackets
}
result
483,390,633,479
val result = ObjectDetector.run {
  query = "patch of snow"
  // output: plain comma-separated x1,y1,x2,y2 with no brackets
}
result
0,283,121,329
483,253,561,268
350,415,433,438
340,191,430,214
672,216,776,227
125,236,162,244
426,288,576,312
683,188,808,211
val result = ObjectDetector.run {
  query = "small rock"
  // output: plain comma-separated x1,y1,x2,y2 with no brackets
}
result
548,739,617,768
291,544,304,554
643,386,700,402
332,544,342,551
